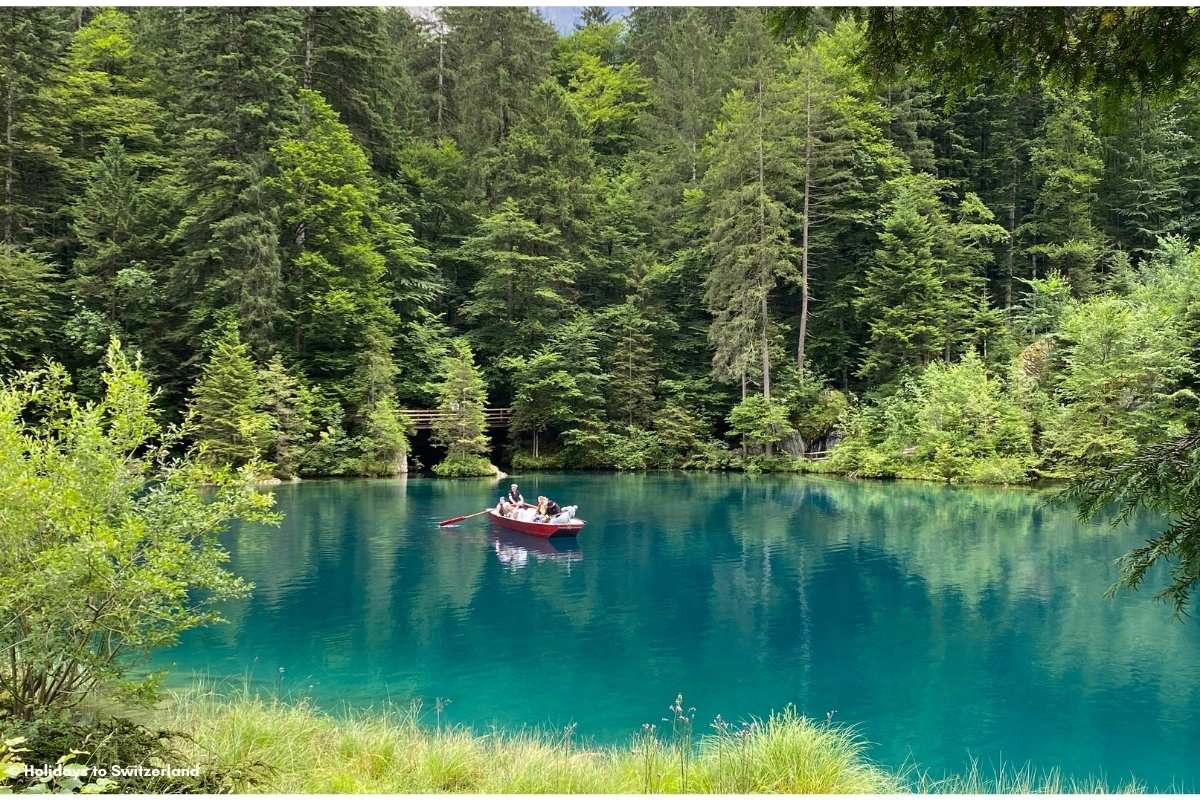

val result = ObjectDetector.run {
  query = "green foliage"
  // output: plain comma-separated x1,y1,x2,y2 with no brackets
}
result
1064,431,1200,616
0,5,1199,498
259,354,314,480
831,353,1035,483
774,8,1200,109
727,394,796,453
187,322,273,469
0,715,266,793
0,341,276,719
0,245,59,369
431,339,491,474
458,199,577,363
163,690,902,794
1042,277,1196,474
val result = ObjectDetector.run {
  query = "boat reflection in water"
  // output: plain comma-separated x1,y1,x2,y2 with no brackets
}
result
490,529,583,573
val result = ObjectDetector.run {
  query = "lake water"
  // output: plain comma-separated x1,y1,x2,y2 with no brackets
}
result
154,472,1200,788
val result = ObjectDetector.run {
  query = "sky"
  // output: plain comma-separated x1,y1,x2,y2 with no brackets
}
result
532,6,630,33
405,6,629,34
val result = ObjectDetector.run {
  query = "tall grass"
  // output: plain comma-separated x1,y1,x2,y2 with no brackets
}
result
159,688,1150,794
161,689,900,793
912,757,1146,794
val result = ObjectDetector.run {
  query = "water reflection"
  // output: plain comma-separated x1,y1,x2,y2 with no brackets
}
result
490,529,583,572
156,473,1200,788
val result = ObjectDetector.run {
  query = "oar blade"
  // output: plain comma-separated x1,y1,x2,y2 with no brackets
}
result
438,515,467,526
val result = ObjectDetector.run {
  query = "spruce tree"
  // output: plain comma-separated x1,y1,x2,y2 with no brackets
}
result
440,8,556,162
0,7,69,246
458,199,577,364
188,321,272,468
259,353,313,480
488,79,595,253
431,338,491,476
857,183,946,383
161,7,302,356
702,35,796,402
297,7,421,175
68,140,155,340
0,245,59,369
600,300,658,427
1021,89,1105,294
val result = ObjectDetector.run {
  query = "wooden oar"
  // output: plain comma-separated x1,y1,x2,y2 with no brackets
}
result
438,509,490,527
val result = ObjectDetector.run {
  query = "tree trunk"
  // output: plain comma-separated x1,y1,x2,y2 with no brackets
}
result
303,8,315,89
436,25,445,132
4,77,13,244
757,79,772,457
797,79,812,379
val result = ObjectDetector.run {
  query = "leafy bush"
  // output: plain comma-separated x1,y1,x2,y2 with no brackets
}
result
828,352,1035,483
0,342,277,719
0,714,269,793
1040,247,1199,474
432,454,495,477
727,395,796,453
511,451,565,470
604,426,662,471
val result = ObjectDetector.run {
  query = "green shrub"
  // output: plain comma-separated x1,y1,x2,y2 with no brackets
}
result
432,455,495,478
0,342,276,720
728,395,796,454
511,451,565,470
827,353,1035,483
0,714,269,793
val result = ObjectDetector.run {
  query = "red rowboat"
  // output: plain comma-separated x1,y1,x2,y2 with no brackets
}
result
486,508,584,538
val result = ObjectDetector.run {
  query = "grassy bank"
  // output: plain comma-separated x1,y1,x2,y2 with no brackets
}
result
154,690,1143,793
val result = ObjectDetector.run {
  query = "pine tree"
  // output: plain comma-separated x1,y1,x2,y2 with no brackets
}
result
431,338,491,475
1100,98,1189,259
161,7,302,356
857,182,946,383
297,8,421,175
440,8,556,162
458,199,577,364
357,394,411,477
0,8,69,246
188,321,272,468
507,347,577,461
259,353,313,480
0,245,59,369
600,300,658,427
702,17,796,406
488,80,595,253
1021,89,1105,294
637,7,726,222
68,140,156,342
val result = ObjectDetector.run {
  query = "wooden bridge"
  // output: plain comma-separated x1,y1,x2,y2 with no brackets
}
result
400,407,513,430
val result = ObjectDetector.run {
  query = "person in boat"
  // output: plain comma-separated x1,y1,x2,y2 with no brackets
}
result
495,497,516,517
550,505,577,524
535,495,560,522
506,484,524,507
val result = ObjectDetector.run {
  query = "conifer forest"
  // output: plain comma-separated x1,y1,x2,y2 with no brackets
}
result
2,6,1199,486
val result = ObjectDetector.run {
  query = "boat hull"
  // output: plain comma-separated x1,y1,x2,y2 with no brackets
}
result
487,508,584,538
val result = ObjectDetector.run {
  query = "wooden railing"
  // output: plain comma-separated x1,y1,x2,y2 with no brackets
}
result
400,407,513,430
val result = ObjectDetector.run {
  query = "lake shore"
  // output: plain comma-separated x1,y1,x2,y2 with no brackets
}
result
154,690,1144,794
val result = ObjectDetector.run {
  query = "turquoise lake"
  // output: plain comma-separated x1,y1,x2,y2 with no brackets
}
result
154,472,1200,788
